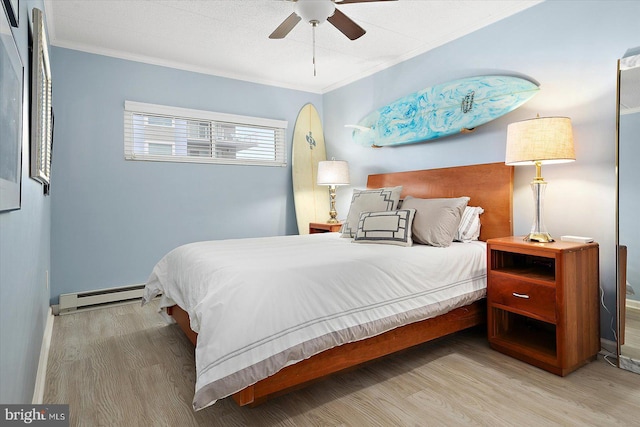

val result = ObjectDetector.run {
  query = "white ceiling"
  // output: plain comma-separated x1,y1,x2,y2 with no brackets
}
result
44,0,542,94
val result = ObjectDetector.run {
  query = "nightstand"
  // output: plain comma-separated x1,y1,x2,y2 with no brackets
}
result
309,222,343,234
486,236,600,376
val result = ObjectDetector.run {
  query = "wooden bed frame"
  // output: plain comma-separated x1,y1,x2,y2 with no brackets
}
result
167,162,513,407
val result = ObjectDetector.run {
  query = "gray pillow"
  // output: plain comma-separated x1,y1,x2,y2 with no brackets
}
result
341,186,403,237
353,209,416,246
401,196,470,247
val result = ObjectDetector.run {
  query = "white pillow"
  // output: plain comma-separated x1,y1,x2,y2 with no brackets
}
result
455,206,484,242
341,186,403,238
353,209,416,247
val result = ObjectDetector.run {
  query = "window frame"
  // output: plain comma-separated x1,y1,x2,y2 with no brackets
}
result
124,101,288,167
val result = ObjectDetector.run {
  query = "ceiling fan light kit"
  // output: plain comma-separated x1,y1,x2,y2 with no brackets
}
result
295,0,336,25
270,0,397,76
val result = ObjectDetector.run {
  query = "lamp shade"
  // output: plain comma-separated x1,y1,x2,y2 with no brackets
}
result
317,160,350,186
505,117,575,165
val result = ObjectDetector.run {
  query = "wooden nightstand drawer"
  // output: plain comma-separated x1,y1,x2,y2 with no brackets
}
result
489,275,556,324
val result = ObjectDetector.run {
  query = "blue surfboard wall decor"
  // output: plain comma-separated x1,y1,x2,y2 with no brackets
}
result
351,75,539,147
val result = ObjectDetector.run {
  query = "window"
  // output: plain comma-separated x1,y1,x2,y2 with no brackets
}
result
124,101,288,167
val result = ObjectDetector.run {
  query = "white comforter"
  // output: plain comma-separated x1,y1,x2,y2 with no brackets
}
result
142,233,487,410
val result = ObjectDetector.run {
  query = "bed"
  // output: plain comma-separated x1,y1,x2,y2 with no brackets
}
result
143,162,513,410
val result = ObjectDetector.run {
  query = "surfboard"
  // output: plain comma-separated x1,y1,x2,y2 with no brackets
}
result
292,103,329,235
351,75,539,147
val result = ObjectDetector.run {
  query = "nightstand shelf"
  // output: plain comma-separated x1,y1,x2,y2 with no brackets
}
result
490,250,555,282
487,236,600,376
490,311,557,362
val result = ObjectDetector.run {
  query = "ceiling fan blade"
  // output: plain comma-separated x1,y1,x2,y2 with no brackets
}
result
327,8,365,40
269,13,302,39
335,0,398,4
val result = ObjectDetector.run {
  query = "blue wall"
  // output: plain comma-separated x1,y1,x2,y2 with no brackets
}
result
49,49,321,302
0,0,50,404
324,0,639,341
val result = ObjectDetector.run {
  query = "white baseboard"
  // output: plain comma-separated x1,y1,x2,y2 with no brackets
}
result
32,307,55,404
627,300,640,322
619,355,640,374
627,299,640,312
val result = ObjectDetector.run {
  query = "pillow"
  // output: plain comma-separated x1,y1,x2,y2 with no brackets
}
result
353,209,416,247
401,196,470,247
455,206,484,242
341,186,403,237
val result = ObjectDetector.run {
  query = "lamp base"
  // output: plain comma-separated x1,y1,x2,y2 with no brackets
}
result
524,232,554,243
326,186,339,224
525,176,554,243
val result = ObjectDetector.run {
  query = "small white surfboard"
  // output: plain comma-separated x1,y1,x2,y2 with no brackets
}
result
292,104,329,235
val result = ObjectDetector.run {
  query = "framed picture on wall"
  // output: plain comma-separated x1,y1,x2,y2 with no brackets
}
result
2,0,18,27
30,7,53,185
0,1,23,212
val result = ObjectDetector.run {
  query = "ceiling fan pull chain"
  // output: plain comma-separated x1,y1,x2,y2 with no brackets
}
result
312,23,317,77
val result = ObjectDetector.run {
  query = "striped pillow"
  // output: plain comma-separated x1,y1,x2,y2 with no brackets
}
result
455,206,484,242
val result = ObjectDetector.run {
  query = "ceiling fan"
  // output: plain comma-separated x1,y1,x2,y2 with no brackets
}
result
269,0,397,41
270,0,397,75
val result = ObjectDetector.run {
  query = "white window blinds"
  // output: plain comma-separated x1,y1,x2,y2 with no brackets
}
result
124,101,288,167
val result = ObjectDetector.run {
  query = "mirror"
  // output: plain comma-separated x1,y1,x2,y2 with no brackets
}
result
617,49,640,374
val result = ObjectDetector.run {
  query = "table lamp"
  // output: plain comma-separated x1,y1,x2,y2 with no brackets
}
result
505,117,575,242
317,159,350,223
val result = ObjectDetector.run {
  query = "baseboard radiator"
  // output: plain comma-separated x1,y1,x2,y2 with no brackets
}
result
58,284,146,314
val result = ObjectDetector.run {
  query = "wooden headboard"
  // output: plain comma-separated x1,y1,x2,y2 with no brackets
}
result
367,162,513,241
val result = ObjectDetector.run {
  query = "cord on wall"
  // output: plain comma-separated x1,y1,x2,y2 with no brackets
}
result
599,286,618,367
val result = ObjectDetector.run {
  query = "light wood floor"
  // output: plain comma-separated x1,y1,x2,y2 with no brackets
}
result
622,307,640,360
44,300,640,426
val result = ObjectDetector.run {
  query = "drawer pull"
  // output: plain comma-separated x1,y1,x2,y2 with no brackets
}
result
512,292,530,299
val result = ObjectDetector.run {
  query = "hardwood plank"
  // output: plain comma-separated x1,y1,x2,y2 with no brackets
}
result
44,301,640,426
